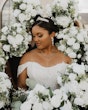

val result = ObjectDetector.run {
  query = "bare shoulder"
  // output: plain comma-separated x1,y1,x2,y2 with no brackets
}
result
58,50,72,64
20,49,37,65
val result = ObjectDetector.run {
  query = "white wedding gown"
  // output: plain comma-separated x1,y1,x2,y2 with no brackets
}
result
17,62,68,90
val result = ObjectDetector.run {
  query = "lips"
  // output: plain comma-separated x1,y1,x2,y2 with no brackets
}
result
36,43,41,46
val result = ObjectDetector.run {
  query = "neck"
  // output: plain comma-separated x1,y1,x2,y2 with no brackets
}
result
37,45,57,54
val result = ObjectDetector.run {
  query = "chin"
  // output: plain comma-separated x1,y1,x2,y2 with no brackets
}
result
37,46,43,50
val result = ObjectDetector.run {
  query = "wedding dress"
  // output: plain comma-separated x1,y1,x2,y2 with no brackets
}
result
17,62,68,90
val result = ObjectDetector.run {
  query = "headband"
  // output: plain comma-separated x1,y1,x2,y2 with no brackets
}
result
36,16,49,23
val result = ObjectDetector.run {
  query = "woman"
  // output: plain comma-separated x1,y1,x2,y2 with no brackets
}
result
17,15,71,90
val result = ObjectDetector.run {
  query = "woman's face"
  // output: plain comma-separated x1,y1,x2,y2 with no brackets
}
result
32,25,54,49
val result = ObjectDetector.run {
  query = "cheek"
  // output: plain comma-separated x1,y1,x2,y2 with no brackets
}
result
42,37,51,46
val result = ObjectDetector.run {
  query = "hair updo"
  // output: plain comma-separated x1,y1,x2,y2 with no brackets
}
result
30,15,59,34
29,15,60,46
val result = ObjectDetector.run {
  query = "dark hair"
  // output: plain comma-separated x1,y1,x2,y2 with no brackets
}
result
29,15,60,45
30,15,59,34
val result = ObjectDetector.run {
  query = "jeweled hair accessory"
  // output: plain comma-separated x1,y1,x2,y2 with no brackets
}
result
36,17,49,22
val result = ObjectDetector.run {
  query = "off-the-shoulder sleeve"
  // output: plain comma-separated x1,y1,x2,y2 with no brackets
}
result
17,62,29,77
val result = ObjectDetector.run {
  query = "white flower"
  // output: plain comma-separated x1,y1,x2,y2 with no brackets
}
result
50,95,62,108
56,16,71,28
33,84,46,93
0,72,12,108
58,44,66,51
60,100,73,110
13,9,21,17
0,58,6,65
68,52,76,58
32,102,43,110
3,45,10,52
72,43,80,50
0,101,5,109
77,33,84,42
42,101,53,110
20,101,31,110
77,54,82,59
74,98,84,107
13,0,21,2
59,0,69,10
0,35,6,40
15,34,24,45
67,38,76,46
19,3,27,10
65,48,73,54
69,73,76,81
72,63,85,74
18,13,26,23
69,26,78,35
1,26,8,34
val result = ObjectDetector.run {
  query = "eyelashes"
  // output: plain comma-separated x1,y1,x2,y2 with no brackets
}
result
32,34,43,38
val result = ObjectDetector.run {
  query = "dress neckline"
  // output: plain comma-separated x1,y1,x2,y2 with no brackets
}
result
25,61,67,68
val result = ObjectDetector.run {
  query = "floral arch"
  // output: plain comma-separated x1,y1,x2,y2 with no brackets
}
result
0,0,88,109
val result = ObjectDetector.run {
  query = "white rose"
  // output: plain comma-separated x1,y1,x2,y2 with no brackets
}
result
77,54,82,59
72,63,85,74
79,81,88,91
56,16,71,28
66,48,73,54
0,72,8,78
19,3,27,10
72,43,80,50
69,73,76,81
3,45,10,52
7,35,15,45
1,26,8,34
0,35,6,40
50,95,62,108
20,101,31,110
67,38,76,46
0,101,5,109
69,26,78,35
13,9,21,17
68,52,76,58
77,33,84,42
15,34,23,45
30,9,37,17
32,102,43,110
33,84,46,93
17,27,22,33
18,13,26,23
42,101,53,110
13,23,21,27
59,0,68,10
58,45,66,51
60,100,73,110
0,58,6,64
74,98,84,106
4,79,12,89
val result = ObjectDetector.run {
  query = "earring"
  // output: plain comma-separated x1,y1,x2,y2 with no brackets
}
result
51,37,54,45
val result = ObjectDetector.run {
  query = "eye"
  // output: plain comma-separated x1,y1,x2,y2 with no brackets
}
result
38,34,43,38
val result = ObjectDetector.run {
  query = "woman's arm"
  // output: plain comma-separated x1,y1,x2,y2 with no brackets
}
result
17,69,27,90
17,52,31,90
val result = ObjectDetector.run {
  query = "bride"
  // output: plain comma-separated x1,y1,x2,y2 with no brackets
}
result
17,15,71,90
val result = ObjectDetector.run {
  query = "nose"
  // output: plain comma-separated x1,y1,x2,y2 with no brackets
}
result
33,36,39,42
